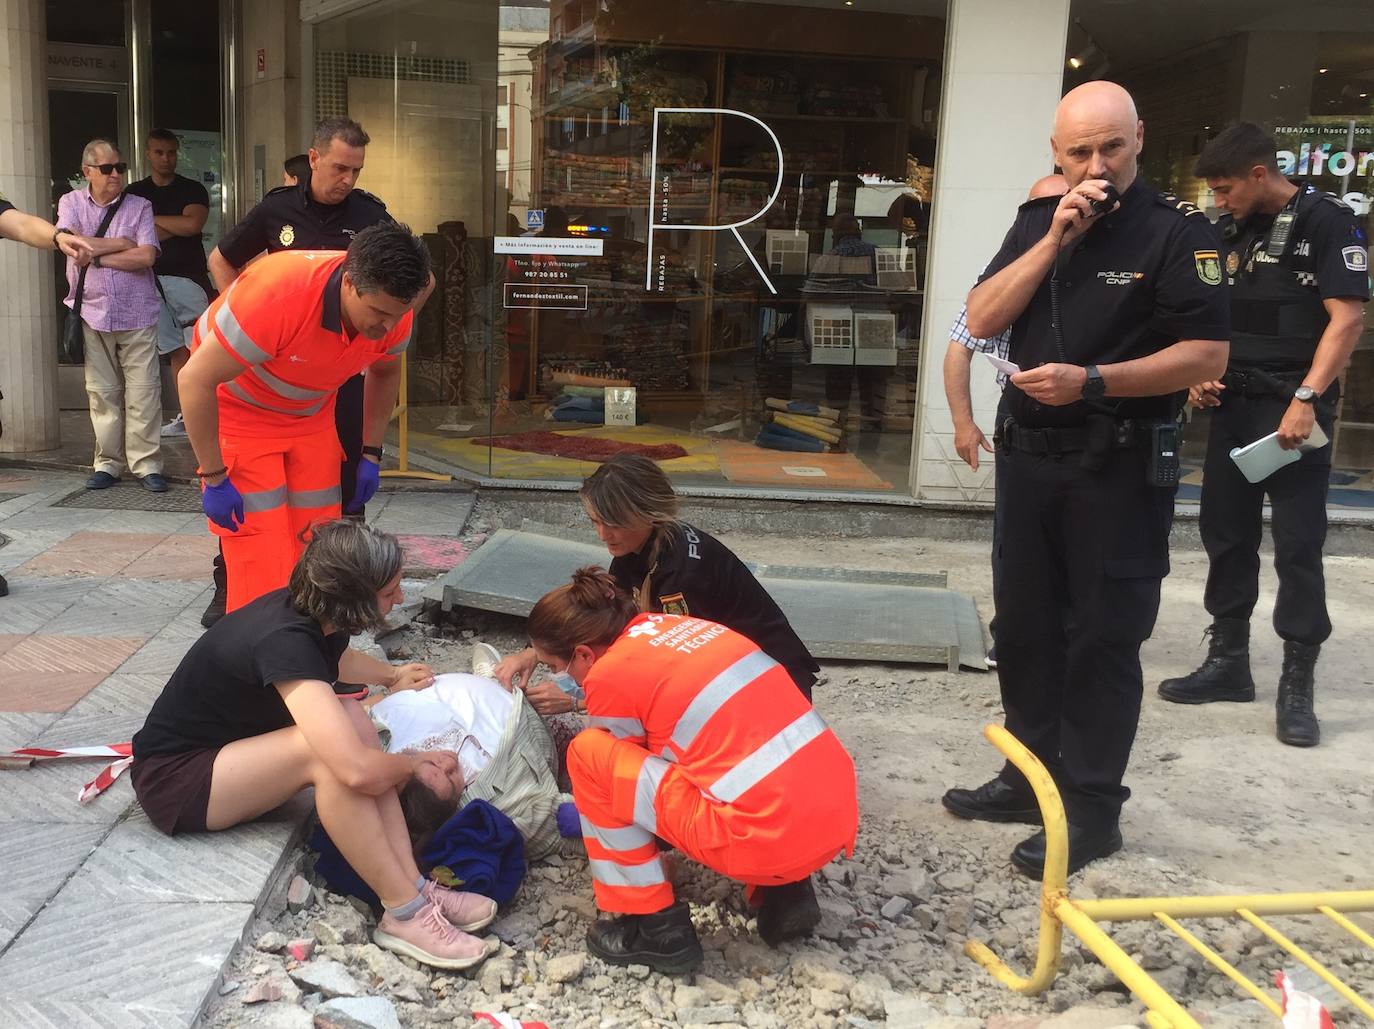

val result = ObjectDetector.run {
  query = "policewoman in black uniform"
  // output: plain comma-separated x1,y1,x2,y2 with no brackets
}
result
494,453,820,705
199,116,394,627
941,82,1230,877
1158,123,1369,748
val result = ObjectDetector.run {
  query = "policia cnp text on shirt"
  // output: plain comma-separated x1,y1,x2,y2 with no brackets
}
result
1159,123,1369,747
941,82,1231,878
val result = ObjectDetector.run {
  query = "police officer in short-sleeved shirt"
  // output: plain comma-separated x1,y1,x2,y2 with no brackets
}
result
1158,123,1369,749
941,82,1230,878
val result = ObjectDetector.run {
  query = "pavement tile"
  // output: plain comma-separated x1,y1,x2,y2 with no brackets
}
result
69,798,311,905
0,575,98,634
0,633,23,658
0,760,133,825
0,529,77,573
396,533,469,572
0,635,145,712
371,490,474,536
35,673,166,746
0,711,59,749
0,896,254,1022
114,633,195,677
0,507,111,533
0,822,110,950
114,533,219,581
0,998,198,1029
12,530,168,579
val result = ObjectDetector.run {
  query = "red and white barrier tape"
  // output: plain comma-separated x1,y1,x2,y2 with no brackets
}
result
2,743,133,804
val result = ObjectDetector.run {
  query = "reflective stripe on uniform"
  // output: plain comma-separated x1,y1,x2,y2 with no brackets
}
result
580,816,654,853
633,754,670,834
670,650,777,754
225,380,328,417
589,716,645,740
709,709,829,804
241,484,288,513
196,305,212,343
249,363,332,401
588,855,667,889
385,328,412,356
215,299,271,365
288,485,341,509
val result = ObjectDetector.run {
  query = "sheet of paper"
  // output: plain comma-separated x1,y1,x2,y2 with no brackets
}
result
984,354,1020,376
1229,422,1328,484
435,422,475,433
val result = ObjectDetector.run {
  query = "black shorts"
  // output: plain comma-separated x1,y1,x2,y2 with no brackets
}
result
131,748,220,835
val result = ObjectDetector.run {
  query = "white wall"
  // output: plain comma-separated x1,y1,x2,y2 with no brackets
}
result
911,0,1070,502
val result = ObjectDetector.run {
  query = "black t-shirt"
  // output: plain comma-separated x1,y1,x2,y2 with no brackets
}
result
979,176,1231,427
0,190,14,218
125,174,211,290
609,522,820,691
132,588,349,758
217,173,391,268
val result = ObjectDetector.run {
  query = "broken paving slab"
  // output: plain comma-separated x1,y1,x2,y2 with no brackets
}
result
423,526,987,671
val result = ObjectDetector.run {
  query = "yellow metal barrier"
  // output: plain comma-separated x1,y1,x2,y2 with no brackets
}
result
964,724,1374,1026
380,353,453,484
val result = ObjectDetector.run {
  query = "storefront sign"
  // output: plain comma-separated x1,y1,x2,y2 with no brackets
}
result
604,387,637,427
256,48,266,79
646,107,784,295
495,236,603,256
502,284,589,310
1274,122,1374,214
47,44,126,84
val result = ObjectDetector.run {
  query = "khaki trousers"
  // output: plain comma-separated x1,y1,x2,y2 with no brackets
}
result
82,323,162,478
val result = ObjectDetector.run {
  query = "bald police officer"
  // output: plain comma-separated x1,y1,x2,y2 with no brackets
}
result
941,82,1230,876
1158,123,1369,747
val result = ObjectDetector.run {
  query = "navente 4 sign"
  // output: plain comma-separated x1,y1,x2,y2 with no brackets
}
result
645,107,784,295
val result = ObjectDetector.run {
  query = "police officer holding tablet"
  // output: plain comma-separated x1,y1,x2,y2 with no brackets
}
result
941,82,1230,876
1158,123,1368,748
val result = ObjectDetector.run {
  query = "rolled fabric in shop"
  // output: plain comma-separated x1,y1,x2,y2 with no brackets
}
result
772,412,841,444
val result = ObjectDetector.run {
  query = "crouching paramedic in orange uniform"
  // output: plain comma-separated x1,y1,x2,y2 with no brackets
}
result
526,568,859,974
179,222,431,611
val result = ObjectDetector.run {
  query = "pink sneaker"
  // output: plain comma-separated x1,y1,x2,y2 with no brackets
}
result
422,879,499,932
373,901,497,970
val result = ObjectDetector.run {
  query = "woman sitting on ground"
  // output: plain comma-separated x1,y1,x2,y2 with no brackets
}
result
130,519,498,971
495,453,820,714
524,568,857,973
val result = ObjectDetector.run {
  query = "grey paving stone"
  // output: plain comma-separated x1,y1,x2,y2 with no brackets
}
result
0,897,253,1022
88,510,204,534
68,800,309,905
0,711,59,750
0,759,134,826
0,575,94,633
0,822,109,950
0,507,110,532
370,490,474,536
34,673,166,746
0,997,194,1029
114,633,194,677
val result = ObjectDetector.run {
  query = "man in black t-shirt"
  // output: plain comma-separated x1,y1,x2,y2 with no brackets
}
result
125,128,213,438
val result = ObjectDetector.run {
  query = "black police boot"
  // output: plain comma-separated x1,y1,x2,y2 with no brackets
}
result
586,900,703,975
1276,641,1320,748
941,777,1042,824
1010,823,1123,878
1157,618,1255,704
200,554,227,629
0,572,8,597
756,876,821,948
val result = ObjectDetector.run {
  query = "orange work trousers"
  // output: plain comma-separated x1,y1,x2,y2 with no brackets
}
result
210,425,343,612
567,728,848,915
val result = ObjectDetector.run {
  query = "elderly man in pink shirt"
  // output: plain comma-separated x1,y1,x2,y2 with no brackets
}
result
56,138,167,491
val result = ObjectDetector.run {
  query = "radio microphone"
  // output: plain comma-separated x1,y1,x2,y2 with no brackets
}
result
1087,184,1120,217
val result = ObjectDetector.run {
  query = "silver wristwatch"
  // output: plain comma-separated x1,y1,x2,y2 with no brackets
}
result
1294,385,1317,404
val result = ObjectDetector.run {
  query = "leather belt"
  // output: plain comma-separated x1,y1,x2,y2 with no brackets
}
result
997,418,1145,455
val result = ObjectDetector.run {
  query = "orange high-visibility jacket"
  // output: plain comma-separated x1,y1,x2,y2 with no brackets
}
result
584,613,858,851
192,250,413,438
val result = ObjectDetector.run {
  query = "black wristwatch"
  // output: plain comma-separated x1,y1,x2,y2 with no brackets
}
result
361,445,384,460
1081,364,1106,400
53,227,74,246
1294,385,1317,404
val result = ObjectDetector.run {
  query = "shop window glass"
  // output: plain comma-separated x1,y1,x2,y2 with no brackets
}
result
1065,4,1373,492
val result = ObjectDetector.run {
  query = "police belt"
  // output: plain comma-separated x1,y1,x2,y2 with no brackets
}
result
996,418,1147,455
1219,367,1302,399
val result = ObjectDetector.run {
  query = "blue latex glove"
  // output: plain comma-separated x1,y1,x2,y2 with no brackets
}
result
556,801,582,838
203,477,244,531
347,457,380,514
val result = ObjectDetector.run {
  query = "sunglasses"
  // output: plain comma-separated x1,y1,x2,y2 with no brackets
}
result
87,162,128,175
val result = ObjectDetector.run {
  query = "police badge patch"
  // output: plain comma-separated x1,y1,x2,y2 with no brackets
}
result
1225,250,1240,275
1195,250,1222,285
659,592,689,615
279,224,296,247
1342,246,1368,272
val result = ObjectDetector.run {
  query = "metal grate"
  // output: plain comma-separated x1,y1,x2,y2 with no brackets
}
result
50,484,204,513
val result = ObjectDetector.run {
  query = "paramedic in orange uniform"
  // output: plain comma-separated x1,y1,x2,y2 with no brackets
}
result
179,222,432,612
526,568,859,974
